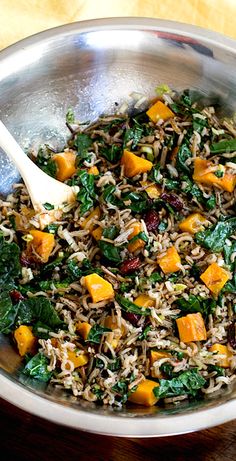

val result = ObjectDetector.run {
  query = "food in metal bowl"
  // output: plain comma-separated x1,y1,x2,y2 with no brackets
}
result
0,18,236,436
0,86,235,410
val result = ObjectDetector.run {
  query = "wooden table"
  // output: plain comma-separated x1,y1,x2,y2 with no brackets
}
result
0,397,235,461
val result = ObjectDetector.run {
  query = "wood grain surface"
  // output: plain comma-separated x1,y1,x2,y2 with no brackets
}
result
0,397,235,461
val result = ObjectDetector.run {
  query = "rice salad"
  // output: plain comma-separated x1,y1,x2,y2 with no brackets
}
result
0,87,235,408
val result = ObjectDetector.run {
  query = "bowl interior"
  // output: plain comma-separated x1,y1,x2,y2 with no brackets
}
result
0,18,235,435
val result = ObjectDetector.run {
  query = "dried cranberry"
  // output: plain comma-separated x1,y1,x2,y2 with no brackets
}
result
123,312,140,326
20,254,32,267
160,192,184,211
10,290,24,303
120,257,141,274
228,321,236,349
144,209,160,232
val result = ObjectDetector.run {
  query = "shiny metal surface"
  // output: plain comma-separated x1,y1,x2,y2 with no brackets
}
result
0,18,235,436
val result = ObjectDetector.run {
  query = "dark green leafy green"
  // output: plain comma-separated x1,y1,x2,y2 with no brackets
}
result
192,114,208,134
0,291,18,333
195,218,236,252
123,126,143,150
22,352,52,382
139,325,151,340
208,364,225,377
100,144,122,163
122,191,149,213
66,258,102,280
176,144,192,174
99,227,122,264
116,294,151,316
0,236,21,286
87,324,111,344
76,170,96,215
16,297,64,330
36,147,57,178
102,185,121,207
32,321,52,339
210,139,236,154
160,362,175,379
75,133,93,153
153,369,206,399
176,295,216,317
112,378,137,403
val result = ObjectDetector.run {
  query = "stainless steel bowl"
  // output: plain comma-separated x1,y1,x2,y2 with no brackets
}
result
0,18,235,437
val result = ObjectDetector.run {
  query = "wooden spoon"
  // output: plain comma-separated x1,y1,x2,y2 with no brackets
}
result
0,120,76,218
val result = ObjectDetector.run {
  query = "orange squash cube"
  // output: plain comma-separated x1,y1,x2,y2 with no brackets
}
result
14,325,37,357
200,263,230,297
53,151,76,182
179,213,208,234
150,350,171,378
140,181,161,199
127,222,145,253
193,158,236,193
29,229,55,262
157,246,181,274
146,100,174,123
134,294,155,308
83,273,114,303
209,343,232,368
176,312,207,343
67,350,89,368
88,166,99,175
128,379,159,407
80,206,101,232
121,150,153,178
91,226,103,241
76,322,92,340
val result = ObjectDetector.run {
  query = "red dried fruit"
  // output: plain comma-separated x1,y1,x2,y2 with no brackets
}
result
228,321,236,349
123,312,140,326
20,254,32,267
120,257,141,274
160,192,183,211
10,290,24,303
144,209,160,232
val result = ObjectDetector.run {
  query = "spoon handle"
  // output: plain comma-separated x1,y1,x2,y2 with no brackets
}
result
0,120,75,211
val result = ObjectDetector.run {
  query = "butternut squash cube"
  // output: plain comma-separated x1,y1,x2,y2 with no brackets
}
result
83,273,114,303
179,213,208,234
121,150,153,178
146,100,174,123
88,166,99,175
150,350,171,378
128,379,159,407
91,226,103,241
176,312,207,343
127,222,145,253
200,262,230,297
80,206,101,232
29,229,55,262
67,350,89,368
53,151,76,182
209,343,232,368
134,294,155,308
157,246,181,274
140,181,161,199
76,322,92,340
14,325,36,356
104,316,126,336
193,158,236,192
